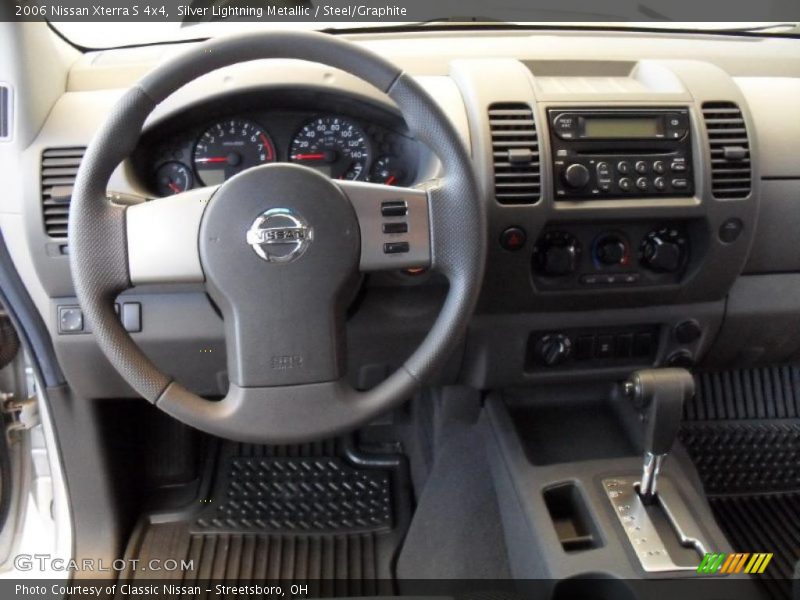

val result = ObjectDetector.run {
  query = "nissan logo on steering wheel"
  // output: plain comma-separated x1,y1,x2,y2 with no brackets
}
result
246,208,313,263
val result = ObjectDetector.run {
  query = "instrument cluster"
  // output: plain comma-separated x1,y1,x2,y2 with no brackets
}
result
136,104,420,198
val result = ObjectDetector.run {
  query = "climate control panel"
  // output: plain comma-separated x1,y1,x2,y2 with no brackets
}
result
532,222,693,291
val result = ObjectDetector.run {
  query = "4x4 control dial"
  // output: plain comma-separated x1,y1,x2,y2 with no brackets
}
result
536,334,572,367
534,232,582,276
640,227,689,273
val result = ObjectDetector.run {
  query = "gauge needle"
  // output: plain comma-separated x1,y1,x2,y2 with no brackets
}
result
291,153,327,161
385,175,397,186
167,182,181,194
195,157,228,164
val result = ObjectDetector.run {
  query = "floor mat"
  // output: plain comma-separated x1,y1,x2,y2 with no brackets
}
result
680,365,800,600
120,439,412,595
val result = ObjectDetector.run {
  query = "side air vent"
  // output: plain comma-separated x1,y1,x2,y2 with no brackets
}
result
702,102,752,199
41,147,86,239
0,84,10,141
488,103,540,204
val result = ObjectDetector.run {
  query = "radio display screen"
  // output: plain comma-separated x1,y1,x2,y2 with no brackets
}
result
581,117,661,138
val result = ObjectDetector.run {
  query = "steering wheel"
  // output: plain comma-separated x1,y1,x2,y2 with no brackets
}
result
69,31,485,443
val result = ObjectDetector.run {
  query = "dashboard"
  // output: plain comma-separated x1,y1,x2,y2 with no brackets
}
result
5,28,800,400
129,90,423,197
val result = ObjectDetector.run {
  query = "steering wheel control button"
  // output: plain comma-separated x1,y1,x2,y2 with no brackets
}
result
246,208,313,263
58,307,84,334
382,222,408,234
384,241,410,254
719,218,744,243
500,227,527,251
121,303,142,333
381,200,408,217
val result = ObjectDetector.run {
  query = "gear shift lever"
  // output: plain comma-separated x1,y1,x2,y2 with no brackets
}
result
625,368,695,504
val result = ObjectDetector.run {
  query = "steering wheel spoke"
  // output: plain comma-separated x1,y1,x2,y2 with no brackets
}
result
126,186,216,285
337,180,432,273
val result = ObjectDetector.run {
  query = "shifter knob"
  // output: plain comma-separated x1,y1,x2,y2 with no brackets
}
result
626,368,695,503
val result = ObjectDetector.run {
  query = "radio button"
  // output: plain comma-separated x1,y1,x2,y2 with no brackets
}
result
618,177,633,192
596,161,611,177
671,159,687,173
653,160,666,174
671,178,688,189
635,161,649,174
553,114,578,139
636,177,650,191
616,161,631,174
653,177,667,191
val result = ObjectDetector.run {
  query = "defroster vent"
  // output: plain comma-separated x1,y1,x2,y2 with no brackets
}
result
702,102,752,199
41,147,85,239
488,103,540,204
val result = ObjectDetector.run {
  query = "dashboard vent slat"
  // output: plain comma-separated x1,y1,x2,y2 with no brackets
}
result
488,103,540,204
702,102,752,200
41,147,85,239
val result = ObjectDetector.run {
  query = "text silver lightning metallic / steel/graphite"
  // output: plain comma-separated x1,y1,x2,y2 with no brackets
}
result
246,208,313,263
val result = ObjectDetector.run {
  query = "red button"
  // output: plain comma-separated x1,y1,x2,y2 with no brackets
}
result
500,227,527,251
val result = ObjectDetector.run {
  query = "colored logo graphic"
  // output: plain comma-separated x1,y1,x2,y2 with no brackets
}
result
698,552,773,574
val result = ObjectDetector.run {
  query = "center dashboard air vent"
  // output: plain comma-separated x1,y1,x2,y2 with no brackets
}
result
701,102,752,199
41,147,86,239
488,103,540,204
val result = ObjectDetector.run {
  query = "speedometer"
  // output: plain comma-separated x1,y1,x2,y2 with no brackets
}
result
289,117,370,181
193,119,276,186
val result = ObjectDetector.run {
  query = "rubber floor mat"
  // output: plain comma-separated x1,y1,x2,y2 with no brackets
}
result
120,439,412,595
680,365,800,600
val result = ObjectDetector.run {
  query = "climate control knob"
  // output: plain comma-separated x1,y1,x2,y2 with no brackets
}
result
533,232,582,276
640,227,689,273
536,334,572,367
563,163,591,189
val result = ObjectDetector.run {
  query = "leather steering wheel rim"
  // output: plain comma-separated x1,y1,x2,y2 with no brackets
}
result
68,31,485,443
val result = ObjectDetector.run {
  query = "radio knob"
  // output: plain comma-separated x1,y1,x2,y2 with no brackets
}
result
640,230,687,273
563,163,591,189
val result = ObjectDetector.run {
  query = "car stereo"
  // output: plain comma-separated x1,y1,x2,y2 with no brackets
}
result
549,108,693,200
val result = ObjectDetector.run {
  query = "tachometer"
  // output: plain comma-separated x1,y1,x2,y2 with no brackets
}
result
289,117,370,180
193,119,276,186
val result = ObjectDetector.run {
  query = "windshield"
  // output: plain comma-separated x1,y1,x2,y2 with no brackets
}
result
51,16,800,48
